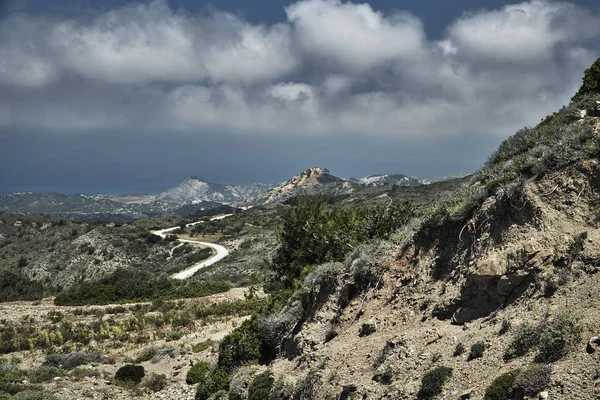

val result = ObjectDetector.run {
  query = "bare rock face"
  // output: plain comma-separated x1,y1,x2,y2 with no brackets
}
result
436,245,549,325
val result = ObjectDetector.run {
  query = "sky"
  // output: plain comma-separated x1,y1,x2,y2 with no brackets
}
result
1,0,600,194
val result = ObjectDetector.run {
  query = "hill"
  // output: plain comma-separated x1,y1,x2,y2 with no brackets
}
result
201,59,600,400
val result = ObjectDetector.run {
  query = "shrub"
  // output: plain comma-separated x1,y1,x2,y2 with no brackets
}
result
468,341,486,361
135,348,157,363
574,57,600,99
453,342,466,357
115,364,145,385
537,312,581,362
504,324,540,360
484,370,520,400
144,373,167,392
194,365,229,400
186,361,211,385
417,366,453,400
268,377,294,400
27,366,63,383
248,371,274,400
217,318,264,373
512,364,551,398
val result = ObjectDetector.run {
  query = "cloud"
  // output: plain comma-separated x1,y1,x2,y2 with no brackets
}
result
286,0,427,71
0,0,599,141
446,0,600,65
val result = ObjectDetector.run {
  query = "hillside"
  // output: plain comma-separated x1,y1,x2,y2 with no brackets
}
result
192,62,600,400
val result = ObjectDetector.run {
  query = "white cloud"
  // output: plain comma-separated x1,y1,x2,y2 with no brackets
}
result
286,0,427,71
446,0,600,64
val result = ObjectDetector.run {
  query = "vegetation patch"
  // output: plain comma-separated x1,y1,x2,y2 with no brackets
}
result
417,366,453,400
54,269,230,305
115,364,145,385
247,370,274,400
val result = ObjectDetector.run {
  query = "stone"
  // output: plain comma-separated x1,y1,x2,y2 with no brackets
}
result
539,391,549,399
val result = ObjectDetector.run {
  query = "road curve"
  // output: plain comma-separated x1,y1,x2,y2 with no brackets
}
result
151,214,233,280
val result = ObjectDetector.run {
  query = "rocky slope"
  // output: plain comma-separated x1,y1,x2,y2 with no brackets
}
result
240,168,362,207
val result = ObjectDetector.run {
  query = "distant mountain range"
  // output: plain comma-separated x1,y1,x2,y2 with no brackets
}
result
0,169,426,219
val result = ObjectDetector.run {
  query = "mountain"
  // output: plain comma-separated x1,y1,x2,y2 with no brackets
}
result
241,167,361,207
358,174,422,187
157,176,276,203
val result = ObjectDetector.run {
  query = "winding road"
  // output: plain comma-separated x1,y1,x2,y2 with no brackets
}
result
151,214,233,280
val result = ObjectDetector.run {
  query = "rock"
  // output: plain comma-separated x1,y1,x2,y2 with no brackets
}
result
587,336,600,353
539,391,549,399
426,332,441,345
459,388,473,399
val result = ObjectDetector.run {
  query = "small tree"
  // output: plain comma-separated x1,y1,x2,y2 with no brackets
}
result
17,256,28,268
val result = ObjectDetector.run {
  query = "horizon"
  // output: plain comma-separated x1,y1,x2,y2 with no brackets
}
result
1,0,600,194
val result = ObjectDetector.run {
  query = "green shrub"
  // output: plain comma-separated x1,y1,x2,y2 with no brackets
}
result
54,269,230,306
574,57,600,99
537,312,581,362
193,364,229,400
504,313,581,362
468,341,485,361
248,371,274,400
192,340,215,353
186,361,212,385
115,364,145,385
417,366,453,400
27,366,63,384
217,318,265,373
504,324,540,360
512,364,551,398
484,370,520,400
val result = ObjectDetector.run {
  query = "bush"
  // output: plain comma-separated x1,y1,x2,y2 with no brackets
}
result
193,364,229,400
512,364,551,398
186,361,211,385
268,377,294,400
484,370,520,400
468,341,485,361
217,318,267,373
574,57,600,99
54,269,230,306
248,371,274,400
144,373,167,392
27,366,63,384
115,364,145,385
504,313,581,362
504,324,540,360
453,342,466,357
417,366,453,400
537,312,581,362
